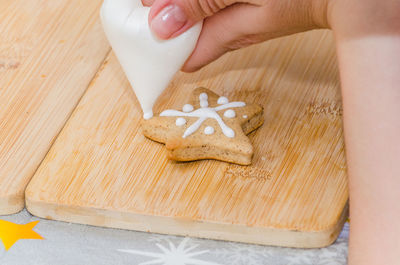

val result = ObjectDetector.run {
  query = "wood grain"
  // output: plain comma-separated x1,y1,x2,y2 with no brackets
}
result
26,30,348,248
0,0,110,214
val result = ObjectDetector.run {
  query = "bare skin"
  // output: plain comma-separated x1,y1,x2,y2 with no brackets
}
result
142,0,400,263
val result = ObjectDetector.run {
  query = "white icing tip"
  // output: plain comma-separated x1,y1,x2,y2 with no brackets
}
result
224,109,236,118
143,111,153,120
242,115,248,119
176,117,186,126
182,104,194,112
204,126,215,135
217,96,229,105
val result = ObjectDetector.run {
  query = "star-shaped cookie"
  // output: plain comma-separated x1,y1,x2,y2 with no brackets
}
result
141,88,264,165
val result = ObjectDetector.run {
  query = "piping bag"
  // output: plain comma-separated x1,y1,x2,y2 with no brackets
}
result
100,0,203,120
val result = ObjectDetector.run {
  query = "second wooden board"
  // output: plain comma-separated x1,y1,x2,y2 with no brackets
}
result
26,30,348,248
0,0,109,214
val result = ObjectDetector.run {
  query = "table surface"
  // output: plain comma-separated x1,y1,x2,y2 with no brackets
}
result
0,210,348,265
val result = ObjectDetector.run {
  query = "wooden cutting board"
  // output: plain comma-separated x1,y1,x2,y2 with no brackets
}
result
26,30,348,248
0,0,109,214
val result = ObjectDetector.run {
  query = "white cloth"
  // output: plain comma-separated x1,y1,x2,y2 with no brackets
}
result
0,210,348,265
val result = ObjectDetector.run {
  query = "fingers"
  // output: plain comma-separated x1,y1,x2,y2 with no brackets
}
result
148,0,263,39
182,3,266,72
142,0,328,71
182,0,320,72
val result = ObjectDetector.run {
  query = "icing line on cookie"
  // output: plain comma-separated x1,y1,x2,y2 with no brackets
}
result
199,93,209,108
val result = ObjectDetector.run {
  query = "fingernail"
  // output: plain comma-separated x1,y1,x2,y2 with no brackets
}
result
150,4,187,39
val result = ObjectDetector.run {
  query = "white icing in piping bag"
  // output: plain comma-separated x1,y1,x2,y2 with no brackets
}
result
100,0,202,119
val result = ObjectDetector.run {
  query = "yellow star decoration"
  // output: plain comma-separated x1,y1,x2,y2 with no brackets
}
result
0,220,43,251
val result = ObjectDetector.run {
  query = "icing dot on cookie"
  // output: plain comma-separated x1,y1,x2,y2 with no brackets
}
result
217,96,229,105
224,109,236,118
204,126,215,135
176,117,186,126
243,115,248,119
182,104,194,112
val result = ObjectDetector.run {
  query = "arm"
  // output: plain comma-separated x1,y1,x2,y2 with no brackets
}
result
336,27,400,265
331,1,400,263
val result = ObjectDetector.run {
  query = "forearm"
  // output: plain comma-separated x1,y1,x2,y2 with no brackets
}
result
336,36,400,265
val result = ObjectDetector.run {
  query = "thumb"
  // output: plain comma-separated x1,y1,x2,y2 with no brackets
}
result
147,0,262,39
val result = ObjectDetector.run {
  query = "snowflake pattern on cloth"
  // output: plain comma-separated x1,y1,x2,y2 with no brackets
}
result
118,223,349,265
118,237,222,265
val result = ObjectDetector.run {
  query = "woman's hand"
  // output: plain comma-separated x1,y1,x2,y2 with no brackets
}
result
143,0,400,72
142,0,329,72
